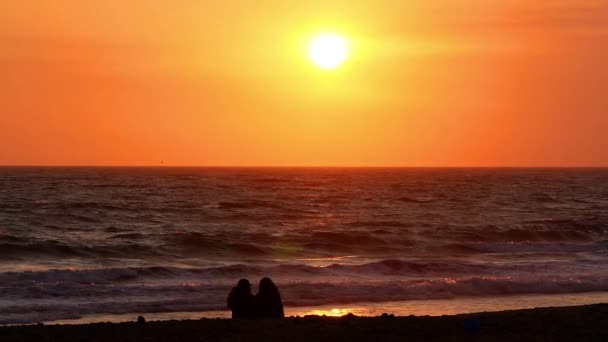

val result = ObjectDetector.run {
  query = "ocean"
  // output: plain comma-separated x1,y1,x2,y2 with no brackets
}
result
0,167,607,324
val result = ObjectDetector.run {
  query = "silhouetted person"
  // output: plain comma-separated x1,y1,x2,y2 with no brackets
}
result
227,279,255,319
255,277,284,318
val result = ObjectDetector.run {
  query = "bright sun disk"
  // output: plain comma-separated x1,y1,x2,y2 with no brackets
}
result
309,34,349,69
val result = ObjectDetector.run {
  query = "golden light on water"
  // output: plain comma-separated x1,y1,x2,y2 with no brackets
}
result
306,308,353,317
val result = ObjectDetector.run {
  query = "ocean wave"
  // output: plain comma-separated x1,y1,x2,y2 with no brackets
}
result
530,192,562,204
216,200,285,210
2,275,608,324
248,178,291,184
0,241,164,259
2,257,605,286
434,241,608,255
344,220,414,228
1,231,605,260
396,196,436,203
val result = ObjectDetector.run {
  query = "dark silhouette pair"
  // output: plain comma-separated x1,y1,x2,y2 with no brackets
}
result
227,277,284,319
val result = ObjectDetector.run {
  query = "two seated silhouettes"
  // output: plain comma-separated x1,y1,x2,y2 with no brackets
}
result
227,277,284,319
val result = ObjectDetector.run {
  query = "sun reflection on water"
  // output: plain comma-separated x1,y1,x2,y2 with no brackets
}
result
298,307,357,317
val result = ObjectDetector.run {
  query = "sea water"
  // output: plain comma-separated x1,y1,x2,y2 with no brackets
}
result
0,167,607,324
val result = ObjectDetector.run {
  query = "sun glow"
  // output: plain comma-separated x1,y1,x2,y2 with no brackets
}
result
308,34,350,69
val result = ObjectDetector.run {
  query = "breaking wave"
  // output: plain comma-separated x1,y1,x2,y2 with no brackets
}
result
2,272,608,324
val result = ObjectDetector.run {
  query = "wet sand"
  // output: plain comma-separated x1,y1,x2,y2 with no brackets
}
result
1,303,606,342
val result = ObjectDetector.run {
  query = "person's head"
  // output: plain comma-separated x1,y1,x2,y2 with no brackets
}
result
237,279,251,292
259,277,278,295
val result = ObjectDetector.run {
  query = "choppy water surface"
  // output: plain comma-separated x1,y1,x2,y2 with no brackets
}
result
0,167,607,324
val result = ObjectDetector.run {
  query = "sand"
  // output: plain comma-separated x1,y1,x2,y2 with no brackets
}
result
1,303,607,342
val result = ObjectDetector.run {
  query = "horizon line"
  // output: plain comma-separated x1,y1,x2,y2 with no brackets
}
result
1,164,607,169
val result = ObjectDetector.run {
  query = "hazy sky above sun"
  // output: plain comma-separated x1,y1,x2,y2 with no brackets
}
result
1,0,607,166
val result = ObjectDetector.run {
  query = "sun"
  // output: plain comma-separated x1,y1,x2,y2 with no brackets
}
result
308,34,350,69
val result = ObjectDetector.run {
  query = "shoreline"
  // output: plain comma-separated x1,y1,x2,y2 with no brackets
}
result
2,303,607,341
22,291,608,326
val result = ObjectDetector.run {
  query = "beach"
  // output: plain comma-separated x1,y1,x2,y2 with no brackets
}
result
3,0,608,339
2,304,607,342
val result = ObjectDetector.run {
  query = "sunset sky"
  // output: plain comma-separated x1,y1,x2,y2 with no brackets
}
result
1,0,607,166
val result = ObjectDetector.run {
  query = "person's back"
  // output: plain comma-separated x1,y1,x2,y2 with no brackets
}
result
227,279,255,319
254,277,284,318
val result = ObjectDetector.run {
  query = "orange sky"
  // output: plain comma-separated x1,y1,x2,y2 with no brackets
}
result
1,0,607,166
